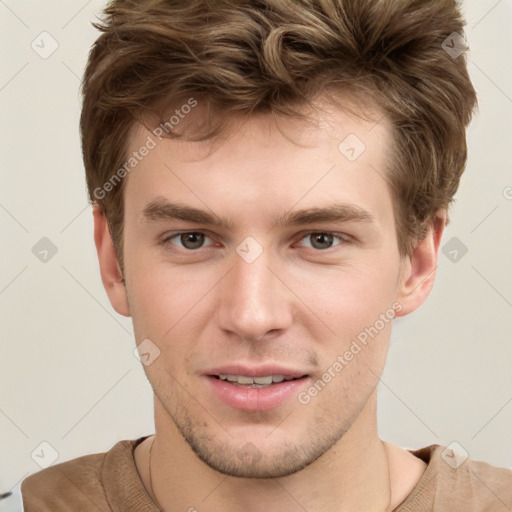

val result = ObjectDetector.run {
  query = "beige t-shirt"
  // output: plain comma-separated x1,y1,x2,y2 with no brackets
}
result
20,435,512,511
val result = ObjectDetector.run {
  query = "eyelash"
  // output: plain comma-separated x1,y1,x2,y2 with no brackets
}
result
161,231,351,252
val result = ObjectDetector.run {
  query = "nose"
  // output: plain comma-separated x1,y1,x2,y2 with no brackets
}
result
215,244,294,342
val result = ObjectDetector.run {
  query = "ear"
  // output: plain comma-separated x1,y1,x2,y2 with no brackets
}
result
395,211,446,317
93,204,131,317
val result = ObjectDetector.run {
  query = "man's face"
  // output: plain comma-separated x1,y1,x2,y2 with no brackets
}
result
120,102,407,478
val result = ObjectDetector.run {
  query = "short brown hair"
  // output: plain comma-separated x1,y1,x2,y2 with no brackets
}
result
80,0,477,272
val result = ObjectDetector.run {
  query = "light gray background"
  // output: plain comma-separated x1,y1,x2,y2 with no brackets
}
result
1,1,511,510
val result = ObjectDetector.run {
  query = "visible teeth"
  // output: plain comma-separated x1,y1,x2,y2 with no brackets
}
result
254,376,272,385
217,374,294,385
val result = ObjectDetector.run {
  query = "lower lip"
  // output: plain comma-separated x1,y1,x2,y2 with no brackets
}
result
204,376,309,412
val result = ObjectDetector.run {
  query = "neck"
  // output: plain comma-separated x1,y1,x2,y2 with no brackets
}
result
144,391,399,512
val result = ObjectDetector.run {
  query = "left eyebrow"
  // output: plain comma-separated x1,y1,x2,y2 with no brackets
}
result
141,197,376,230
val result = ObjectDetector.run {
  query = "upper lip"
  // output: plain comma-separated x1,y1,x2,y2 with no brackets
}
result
204,364,308,379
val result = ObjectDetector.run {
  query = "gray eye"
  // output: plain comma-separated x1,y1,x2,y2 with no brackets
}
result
178,232,206,250
307,233,336,250
162,231,216,252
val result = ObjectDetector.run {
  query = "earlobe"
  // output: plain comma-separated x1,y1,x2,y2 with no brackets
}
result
395,212,446,317
93,205,131,317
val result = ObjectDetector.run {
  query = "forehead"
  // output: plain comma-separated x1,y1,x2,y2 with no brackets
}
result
122,98,394,230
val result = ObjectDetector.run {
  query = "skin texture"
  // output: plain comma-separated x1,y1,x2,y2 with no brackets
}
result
94,100,444,512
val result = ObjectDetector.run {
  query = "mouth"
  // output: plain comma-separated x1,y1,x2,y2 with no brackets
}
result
209,374,307,388
204,370,310,411
203,364,311,411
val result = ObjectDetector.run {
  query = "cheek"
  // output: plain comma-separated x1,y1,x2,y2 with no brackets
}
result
296,263,399,338
126,264,212,370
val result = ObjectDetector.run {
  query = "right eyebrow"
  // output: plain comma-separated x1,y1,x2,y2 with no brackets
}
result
142,198,235,230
